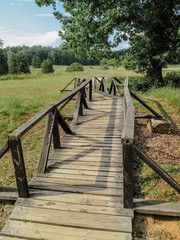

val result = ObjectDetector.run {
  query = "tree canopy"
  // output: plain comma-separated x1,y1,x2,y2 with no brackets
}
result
36,0,180,84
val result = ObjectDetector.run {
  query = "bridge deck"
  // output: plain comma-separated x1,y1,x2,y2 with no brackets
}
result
1,91,133,240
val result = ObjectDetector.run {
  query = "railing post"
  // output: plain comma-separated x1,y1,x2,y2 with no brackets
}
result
122,140,134,209
52,109,61,149
9,139,29,198
89,79,92,101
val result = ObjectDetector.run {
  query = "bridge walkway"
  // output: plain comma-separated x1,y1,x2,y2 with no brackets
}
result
1,91,133,240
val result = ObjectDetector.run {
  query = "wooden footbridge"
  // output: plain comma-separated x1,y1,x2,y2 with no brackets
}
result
0,76,180,240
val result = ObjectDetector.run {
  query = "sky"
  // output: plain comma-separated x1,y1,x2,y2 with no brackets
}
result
0,0,129,49
0,0,64,48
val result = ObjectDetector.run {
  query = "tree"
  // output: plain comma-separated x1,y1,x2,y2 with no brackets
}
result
32,55,41,68
8,52,30,74
41,59,54,73
36,0,180,85
0,49,8,75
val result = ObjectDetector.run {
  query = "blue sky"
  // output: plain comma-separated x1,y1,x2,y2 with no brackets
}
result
0,0,129,49
0,0,64,47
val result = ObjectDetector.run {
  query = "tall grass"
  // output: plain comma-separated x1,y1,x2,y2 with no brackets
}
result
146,87,180,114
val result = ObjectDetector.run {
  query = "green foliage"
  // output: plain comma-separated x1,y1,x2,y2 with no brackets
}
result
41,59,54,73
122,58,137,71
0,49,8,75
65,62,84,72
164,71,180,88
100,58,109,70
107,58,121,70
8,52,30,74
129,77,154,92
32,55,41,68
35,0,179,83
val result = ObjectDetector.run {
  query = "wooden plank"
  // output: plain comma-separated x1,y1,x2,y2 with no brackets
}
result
45,168,122,177
0,187,18,201
134,199,180,217
2,220,132,240
0,141,9,158
9,139,29,198
47,163,122,172
29,181,123,196
37,112,55,174
16,198,132,216
30,189,123,207
10,206,132,232
36,172,123,183
31,176,123,189
48,159,123,167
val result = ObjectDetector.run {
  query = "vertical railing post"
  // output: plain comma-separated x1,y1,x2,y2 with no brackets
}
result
52,109,61,149
89,79,92,101
122,140,134,208
9,139,29,198
79,90,83,116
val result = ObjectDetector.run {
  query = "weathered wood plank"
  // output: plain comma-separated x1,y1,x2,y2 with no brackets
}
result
0,187,18,201
37,112,55,174
0,141,9,158
134,199,180,217
10,206,132,232
2,220,132,240
16,198,132,216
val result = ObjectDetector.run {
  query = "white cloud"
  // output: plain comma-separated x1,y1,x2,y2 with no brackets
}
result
35,14,54,17
1,28,62,48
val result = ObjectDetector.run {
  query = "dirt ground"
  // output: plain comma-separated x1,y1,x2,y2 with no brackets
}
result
133,106,180,239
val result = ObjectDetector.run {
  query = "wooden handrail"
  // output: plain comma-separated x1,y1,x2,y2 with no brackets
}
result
0,141,9,158
9,78,92,141
122,76,135,143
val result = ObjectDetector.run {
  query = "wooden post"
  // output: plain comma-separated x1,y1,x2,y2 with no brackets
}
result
89,79,92,101
52,109,61,149
37,112,55,174
122,142,134,208
9,139,29,198
56,110,72,134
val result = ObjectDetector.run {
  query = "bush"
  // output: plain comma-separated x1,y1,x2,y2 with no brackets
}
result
65,62,84,72
41,59,54,73
129,77,154,92
164,71,180,88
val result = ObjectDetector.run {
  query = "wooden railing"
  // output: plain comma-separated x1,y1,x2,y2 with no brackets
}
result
95,75,180,209
0,78,92,198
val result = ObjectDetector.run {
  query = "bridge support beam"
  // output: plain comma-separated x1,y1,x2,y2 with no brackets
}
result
123,143,134,209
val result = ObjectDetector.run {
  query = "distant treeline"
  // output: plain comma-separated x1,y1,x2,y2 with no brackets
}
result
2,45,100,66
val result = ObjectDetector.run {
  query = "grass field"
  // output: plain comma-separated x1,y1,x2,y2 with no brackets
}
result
0,64,179,191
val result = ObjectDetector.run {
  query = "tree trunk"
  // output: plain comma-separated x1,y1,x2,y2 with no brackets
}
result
147,60,164,86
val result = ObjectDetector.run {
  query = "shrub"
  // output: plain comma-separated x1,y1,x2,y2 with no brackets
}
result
65,62,84,72
164,71,180,88
41,59,54,73
129,76,154,92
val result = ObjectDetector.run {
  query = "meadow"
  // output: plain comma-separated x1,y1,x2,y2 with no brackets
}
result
0,64,179,198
